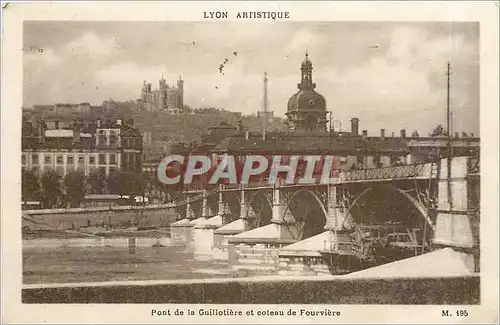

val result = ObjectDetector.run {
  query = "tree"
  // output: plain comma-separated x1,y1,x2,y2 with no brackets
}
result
118,172,146,195
64,170,86,208
40,170,63,209
431,124,446,137
88,169,106,194
107,170,123,194
22,169,40,203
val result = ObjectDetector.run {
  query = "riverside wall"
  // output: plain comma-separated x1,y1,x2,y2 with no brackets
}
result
23,276,479,304
23,204,177,230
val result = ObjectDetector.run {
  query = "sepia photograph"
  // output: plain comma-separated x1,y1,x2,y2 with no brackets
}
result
1,1,499,324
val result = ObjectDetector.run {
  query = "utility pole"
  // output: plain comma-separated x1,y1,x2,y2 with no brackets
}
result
329,110,333,131
446,61,453,210
446,61,451,137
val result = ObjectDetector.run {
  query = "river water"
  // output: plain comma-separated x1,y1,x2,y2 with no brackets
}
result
23,242,233,284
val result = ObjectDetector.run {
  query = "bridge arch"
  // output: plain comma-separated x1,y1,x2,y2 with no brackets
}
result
342,184,435,231
245,190,273,227
223,191,241,221
282,188,328,240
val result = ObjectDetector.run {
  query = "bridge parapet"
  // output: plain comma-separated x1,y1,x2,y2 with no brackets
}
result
342,163,435,183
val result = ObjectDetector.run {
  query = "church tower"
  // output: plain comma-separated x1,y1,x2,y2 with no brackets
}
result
286,53,327,131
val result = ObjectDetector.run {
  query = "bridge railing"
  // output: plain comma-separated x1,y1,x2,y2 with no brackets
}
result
342,163,434,182
173,162,438,207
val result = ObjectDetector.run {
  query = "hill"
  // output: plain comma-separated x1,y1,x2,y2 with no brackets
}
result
22,102,288,145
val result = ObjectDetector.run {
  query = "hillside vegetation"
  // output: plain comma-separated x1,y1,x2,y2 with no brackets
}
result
24,102,288,145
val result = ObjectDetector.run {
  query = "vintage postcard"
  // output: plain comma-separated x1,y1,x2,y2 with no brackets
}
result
1,1,499,324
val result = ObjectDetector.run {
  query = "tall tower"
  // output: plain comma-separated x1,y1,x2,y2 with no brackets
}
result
262,72,269,131
258,72,273,132
177,75,184,111
159,75,167,111
263,71,269,114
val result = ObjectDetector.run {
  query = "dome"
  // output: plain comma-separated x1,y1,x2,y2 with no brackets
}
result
287,89,326,112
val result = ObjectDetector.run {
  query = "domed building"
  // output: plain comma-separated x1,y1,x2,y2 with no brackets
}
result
286,53,328,131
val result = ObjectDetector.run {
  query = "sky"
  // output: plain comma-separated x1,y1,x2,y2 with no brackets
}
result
23,21,479,135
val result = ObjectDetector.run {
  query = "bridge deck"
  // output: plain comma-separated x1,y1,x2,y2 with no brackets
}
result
179,163,437,204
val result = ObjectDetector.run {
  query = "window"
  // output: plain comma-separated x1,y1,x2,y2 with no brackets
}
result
56,155,63,164
32,154,39,165
110,131,117,145
78,156,85,164
89,156,95,164
22,154,26,165
340,156,347,163
67,155,74,165
99,154,106,165
44,155,51,164
98,130,106,146
109,153,116,164
32,166,40,175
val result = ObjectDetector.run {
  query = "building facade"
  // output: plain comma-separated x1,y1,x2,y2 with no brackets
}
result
22,117,143,178
140,76,184,114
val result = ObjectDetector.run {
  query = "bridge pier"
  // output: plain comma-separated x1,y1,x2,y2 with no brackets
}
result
212,185,255,261
170,198,195,246
433,157,476,271
226,184,297,276
278,185,354,276
194,186,226,259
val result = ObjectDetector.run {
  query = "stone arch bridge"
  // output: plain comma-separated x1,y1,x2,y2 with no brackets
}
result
170,156,479,274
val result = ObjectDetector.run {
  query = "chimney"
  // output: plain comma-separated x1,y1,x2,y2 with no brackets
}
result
350,118,359,135
237,120,244,133
116,118,122,126
96,118,101,128
400,129,406,139
245,131,249,140
380,129,385,139
73,122,81,143
362,130,368,138
38,120,45,143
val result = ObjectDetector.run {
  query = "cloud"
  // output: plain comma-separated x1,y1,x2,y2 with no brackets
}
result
306,25,479,135
23,23,478,135
96,62,170,85
63,32,122,59
287,27,323,52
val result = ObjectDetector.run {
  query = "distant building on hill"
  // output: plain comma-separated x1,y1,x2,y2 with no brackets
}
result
30,102,96,116
139,75,184,114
